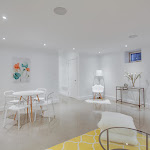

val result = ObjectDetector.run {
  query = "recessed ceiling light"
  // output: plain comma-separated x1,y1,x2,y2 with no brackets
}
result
125,45,128,48
99,52,101,54
54,7,67,15
43,43,46,46
2,37,6,40
2,16,7,20
129,35,138,38
73,48,75,50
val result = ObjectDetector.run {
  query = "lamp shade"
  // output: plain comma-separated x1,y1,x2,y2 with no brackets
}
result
96,70,103,76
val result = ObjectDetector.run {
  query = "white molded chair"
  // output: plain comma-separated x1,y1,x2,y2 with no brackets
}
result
4,90,20,104
3,91,20,118
92,84,104,99
34,92,55,122
34,88,47,102
3,92,31,130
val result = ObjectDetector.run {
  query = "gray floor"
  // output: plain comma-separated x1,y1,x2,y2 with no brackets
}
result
0,95,149,150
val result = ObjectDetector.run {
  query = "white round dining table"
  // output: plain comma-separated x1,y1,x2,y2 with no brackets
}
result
13,90,44,122
13,90,44,96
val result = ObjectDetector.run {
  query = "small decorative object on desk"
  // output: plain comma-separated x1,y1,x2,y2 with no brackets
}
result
124,72,142,87
124,83,128,88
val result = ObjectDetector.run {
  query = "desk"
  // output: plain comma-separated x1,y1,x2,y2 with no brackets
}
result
13,90,44,122
116,86,145,108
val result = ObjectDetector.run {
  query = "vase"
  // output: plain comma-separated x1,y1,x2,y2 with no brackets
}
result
132,81,135,87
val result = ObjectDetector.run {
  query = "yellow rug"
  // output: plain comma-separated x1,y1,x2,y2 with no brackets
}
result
46,128,149,150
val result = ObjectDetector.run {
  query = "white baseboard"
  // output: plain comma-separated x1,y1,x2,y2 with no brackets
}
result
105,95,116,101
78,95,115,101
59,91,68,96
77,95,93,100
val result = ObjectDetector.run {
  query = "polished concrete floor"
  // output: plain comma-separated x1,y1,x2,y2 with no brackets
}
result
0,95,149,150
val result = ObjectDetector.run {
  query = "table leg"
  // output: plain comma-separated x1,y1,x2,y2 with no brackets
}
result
30,96,33,122
37,95,43,112
139,89,141,108
94,93,95,99
37,95,40,101
116,87,117,103
27,96,29,118
143,88,145,107
99,93,102,99
14,113,17,121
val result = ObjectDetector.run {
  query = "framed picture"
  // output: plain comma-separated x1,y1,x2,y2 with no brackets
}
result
13,57,31,82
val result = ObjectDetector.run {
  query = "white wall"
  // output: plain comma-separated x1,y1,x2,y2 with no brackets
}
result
79,52,101,99
100,48,150,105
0,48,58,107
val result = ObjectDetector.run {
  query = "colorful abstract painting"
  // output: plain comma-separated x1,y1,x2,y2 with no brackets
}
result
13,58,30,82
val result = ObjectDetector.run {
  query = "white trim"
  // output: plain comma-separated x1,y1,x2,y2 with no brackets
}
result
105,95,116,101
59,91,68,96
77,95,93,100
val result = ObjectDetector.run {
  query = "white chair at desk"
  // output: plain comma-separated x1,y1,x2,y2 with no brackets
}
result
92,84,104,99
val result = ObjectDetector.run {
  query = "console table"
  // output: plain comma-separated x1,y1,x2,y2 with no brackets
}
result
116,86,145,108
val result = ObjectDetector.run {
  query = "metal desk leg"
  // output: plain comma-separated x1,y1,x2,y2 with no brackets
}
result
116,87,117,103
139,89,141,108
30,96,33,122
121,89,122,103
143,88,145,107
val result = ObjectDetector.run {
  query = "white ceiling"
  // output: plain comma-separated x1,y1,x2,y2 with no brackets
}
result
0,0,150,53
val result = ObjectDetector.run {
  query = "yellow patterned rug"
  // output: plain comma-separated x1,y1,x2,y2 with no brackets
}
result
46,128,149,150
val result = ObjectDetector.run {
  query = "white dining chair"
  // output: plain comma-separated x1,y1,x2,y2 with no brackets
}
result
34,88,47,102
92,84,104,99
3,91,20,118
3,101,31,130
3,91,31,130
34,92,55,122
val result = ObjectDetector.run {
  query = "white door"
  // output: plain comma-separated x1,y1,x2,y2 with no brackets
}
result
68,59,78,98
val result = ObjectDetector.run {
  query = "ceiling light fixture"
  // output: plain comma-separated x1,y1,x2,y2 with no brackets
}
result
2,16,7,20
54,7,67,15
73,48,75,50
2,37,6,40
99,52,101,54
125,45,128,48
43,43,46,46
129,35,138,38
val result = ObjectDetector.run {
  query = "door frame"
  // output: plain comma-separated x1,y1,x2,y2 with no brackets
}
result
67,58,79,99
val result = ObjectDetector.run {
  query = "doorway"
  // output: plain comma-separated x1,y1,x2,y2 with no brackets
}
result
68,59,78,98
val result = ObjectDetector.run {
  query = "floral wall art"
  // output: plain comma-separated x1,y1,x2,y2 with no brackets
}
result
13,58,31,82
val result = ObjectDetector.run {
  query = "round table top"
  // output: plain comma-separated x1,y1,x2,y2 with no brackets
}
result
99,127,149,150
13,90,44,96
